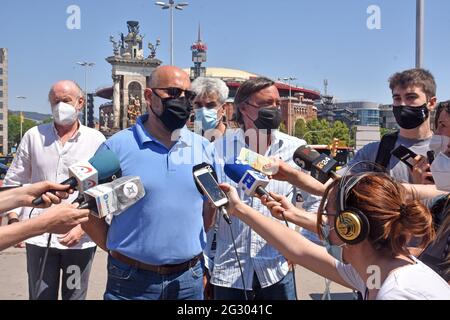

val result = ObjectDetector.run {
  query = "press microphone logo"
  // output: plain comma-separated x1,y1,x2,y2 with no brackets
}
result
123,182,138,199
72,165,94,175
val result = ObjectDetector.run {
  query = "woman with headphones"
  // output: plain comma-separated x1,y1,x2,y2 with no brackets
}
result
219,172,450,299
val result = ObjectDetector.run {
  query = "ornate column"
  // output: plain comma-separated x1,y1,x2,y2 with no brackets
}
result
112,75,121,129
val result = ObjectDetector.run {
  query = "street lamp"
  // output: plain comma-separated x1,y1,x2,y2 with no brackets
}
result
76,61,95,126
278,77,297,135
16,96,26,140
155,1,189,65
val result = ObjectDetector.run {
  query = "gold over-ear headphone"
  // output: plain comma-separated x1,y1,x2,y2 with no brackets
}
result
335,173,371,245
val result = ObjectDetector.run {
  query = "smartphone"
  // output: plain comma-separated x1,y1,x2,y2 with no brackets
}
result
193,165,228,207
391,145,418,169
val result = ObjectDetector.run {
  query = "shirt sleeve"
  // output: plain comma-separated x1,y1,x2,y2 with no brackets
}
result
4,132,32,186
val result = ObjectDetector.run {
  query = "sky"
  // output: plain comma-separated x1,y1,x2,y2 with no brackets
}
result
1,0,450,116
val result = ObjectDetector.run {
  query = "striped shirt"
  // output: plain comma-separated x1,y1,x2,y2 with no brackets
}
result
210,129,321,289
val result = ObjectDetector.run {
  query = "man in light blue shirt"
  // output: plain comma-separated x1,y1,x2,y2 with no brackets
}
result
82,66,216,300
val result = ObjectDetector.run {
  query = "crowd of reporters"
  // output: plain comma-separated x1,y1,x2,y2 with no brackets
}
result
0,66,449,300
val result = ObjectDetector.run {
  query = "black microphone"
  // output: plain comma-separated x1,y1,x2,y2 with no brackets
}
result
32,149,122,206
293,145,339,183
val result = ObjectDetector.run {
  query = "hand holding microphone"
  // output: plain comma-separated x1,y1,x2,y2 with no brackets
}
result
32,149,122,206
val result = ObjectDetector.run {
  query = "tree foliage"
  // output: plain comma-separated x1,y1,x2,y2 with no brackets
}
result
8,114,37,149
293,118,352,146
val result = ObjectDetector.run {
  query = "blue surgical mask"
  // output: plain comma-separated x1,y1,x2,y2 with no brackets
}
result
194,107,219,131
321,224,345,262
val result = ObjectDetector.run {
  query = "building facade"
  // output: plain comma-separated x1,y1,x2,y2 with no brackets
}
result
0,49,8,155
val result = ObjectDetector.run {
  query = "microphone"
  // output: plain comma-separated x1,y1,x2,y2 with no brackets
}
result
293,145,339,183
224,162,271,198
32,149,122,206
79,176,145,218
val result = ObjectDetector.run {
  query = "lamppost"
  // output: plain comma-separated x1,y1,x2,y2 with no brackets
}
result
278,77,297,135
16,96,26,140
76,61,95,126
155,1,189,65
416,0,424,68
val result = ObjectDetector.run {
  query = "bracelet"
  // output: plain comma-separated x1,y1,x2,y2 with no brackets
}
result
7,218,20,225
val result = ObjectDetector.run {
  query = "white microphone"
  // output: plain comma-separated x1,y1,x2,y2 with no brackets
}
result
68,161,99,192
79,176,146,218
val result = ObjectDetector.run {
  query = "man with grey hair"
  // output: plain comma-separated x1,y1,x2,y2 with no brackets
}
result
3,80,105,300
191,77,229,142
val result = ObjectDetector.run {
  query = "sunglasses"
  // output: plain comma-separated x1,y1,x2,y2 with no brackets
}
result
152,87,196,101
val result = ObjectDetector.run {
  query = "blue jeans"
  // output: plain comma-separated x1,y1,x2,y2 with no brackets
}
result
104,255,204,300
214,271,296,300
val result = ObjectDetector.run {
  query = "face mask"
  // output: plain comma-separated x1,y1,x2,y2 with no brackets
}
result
392,103,429,129
429,135,450,155
254,107,282,130
151,97,192,132
321,224,345,262
194,107,219,131
52,102,79,126
430,152,450,191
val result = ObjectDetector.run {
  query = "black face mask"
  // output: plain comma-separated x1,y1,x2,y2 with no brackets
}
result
151,97,192,132
392,103,429,129
254,107,282,130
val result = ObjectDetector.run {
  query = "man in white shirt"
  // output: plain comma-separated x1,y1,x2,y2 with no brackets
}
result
3,80,105,300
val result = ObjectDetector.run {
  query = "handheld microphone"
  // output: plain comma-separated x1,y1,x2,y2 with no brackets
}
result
79,176,145,218
32,149,122,206
224,162,271,198
293,145,339,183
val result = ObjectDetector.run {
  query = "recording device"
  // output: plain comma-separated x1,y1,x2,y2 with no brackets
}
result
293,145,339,183
192,163,231,224
32,149,122,206
224,162,271,198
193,165,228,208
79,176,145,218
391,145,418,169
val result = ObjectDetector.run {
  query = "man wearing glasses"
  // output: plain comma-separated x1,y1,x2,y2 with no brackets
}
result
82,66,217,300
210,77,321,300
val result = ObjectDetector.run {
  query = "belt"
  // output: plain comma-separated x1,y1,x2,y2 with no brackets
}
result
110,251,203,275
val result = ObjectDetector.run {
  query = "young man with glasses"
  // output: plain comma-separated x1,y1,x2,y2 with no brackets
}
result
82,66,217,300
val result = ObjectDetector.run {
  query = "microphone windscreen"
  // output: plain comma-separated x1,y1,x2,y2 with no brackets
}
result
224,163,252,183
89,149,122,182
293,145,321,171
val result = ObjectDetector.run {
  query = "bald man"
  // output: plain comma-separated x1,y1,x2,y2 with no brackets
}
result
82,66,217,300
3,80,105,300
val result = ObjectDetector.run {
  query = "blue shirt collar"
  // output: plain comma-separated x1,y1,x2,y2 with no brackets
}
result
135,114,192,148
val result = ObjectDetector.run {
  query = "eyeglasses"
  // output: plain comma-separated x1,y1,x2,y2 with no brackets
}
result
152,87,197,102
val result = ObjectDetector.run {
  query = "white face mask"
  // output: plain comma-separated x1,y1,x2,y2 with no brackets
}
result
429,135,450,154
52,101,79,126
430,152,450,191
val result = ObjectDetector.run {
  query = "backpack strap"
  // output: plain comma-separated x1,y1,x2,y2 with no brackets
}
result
375,131,399,169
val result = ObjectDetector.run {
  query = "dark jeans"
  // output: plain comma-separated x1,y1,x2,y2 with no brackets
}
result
214,271,296,300
104,255,204,300
26,243,96,300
